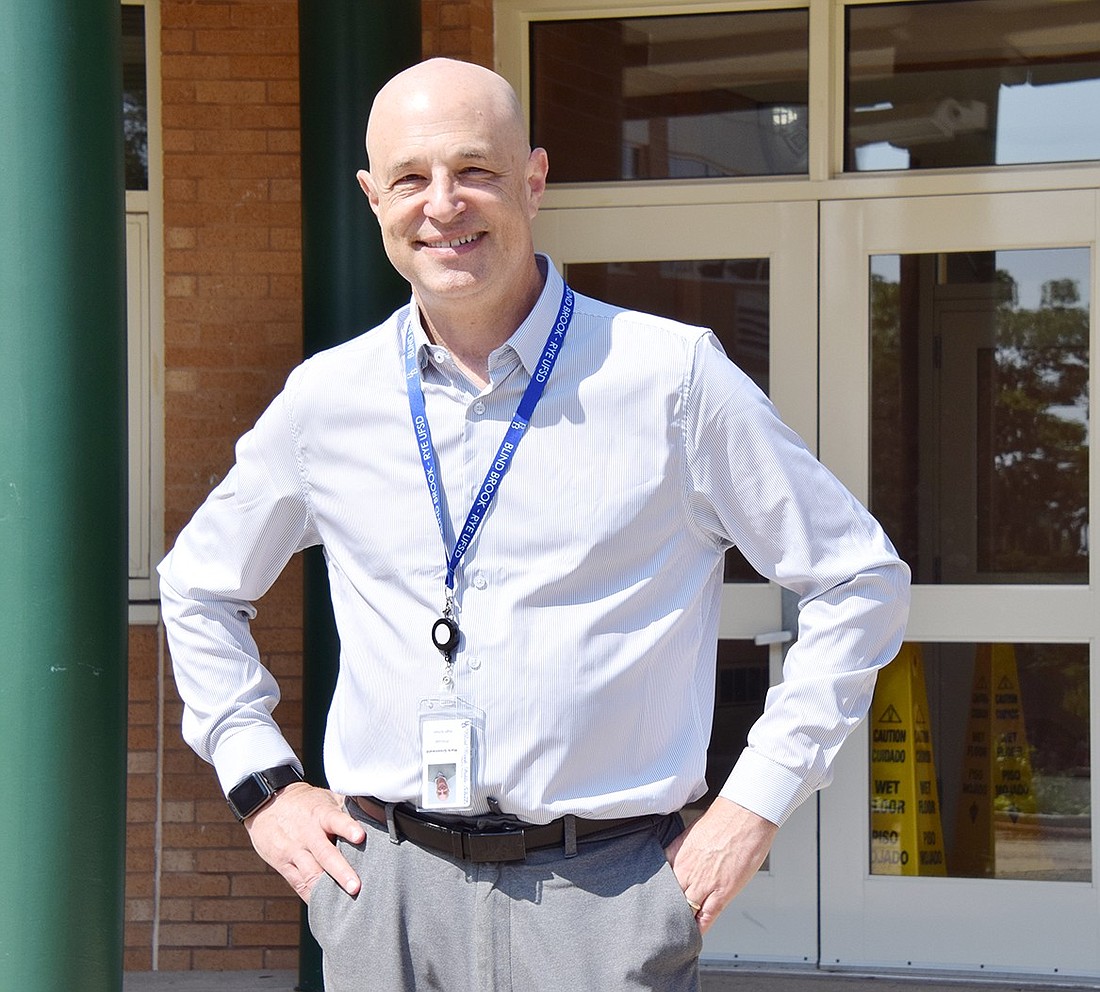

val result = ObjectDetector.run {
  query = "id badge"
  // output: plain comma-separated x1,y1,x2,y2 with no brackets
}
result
417,696,482,812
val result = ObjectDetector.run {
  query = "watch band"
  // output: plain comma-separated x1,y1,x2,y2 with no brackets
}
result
226,764,304,822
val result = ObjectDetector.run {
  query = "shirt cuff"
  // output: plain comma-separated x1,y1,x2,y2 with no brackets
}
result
718,748,818,827
212,726,303,796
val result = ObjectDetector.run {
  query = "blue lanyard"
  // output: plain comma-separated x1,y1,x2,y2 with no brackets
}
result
405,283,575,597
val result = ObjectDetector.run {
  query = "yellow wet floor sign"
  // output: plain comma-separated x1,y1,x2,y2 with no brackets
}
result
953,642,1036,876
869,643,946,875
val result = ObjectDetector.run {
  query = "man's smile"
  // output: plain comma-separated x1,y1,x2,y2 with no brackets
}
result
418,232,483,249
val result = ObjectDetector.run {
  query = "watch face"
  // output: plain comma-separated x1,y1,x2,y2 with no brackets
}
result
228,774,269,820
228,766,303,821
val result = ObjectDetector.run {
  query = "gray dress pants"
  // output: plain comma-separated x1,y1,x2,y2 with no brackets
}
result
307,804,702,991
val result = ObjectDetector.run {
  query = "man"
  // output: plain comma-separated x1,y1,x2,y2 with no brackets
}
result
160,58,910,990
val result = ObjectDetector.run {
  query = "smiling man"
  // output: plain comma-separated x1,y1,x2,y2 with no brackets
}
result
355,59,547,387
159,58,909,991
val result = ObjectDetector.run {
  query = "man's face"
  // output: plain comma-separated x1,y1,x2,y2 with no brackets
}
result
359,83,548,314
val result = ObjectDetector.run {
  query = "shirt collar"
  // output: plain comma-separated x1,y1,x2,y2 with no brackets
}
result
501,254,565,376
407,254,564,378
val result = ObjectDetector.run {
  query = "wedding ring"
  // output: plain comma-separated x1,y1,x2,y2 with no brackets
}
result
687,899,702,915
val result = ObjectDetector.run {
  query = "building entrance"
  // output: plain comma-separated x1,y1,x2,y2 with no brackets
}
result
820,190,1096,978
535,199,822,965
535,188,1097,978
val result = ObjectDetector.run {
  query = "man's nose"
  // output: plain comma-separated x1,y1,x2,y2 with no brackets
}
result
424,172,464,222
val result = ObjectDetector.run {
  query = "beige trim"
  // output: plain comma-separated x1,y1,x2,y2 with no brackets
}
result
124,0,164,603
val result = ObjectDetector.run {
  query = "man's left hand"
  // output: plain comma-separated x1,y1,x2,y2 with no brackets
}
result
664,796,779,933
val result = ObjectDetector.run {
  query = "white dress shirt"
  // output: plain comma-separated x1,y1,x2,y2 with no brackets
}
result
159,255,910,827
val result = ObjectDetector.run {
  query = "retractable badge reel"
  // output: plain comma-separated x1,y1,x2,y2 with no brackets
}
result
431,614,460,657
431,594,460,690
420,597,478,812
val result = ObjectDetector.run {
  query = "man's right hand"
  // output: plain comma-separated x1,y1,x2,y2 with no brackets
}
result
243,782,367,902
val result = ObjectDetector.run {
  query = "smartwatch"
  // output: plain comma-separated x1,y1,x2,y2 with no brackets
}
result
226,764,304,822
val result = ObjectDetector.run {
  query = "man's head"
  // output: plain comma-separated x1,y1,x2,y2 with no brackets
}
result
357,59,549,326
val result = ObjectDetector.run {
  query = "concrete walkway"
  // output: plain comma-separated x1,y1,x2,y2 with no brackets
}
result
122,967,1100,991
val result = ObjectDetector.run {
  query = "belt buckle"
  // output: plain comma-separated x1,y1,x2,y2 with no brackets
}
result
464,829,528,862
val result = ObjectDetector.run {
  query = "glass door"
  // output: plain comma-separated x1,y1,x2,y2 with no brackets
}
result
533,200,821,965
819,190,1098,978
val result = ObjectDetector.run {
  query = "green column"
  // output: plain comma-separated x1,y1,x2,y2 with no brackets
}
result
0,1,128,990
297,4,420,988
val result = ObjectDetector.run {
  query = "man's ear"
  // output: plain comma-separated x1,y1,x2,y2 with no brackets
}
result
526,148,549,219
356,169,380,217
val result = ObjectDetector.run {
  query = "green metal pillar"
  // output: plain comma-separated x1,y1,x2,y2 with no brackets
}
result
0,1,128,990
297,4,420,988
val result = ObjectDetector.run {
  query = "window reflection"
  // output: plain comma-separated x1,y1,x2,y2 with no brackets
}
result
870,248,1089,583
869,642,1090,882
122,4,148,191
847,0,1100,171
531,9,809,182
565,259,770,583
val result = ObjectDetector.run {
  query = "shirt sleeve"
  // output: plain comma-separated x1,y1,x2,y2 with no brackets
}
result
683,332,911,826
157,377,316,794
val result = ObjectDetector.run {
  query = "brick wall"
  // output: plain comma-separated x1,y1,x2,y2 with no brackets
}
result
125,0,491,972
423,0,494,66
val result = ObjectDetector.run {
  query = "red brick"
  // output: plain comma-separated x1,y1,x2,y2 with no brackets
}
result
161,873,232,899
265,80,299,104
162,79,198,104
195,28,295,56
230,872,292,898
229,922,299,947
162,3,232,30
124,947,154,971
161,29,196,56
194,849,263,874
160,898,196,922
126,873,155,899
125,921,153,949
128,774,158,800
263,898,301,922
161,54,231,80
156,949,195,970
193,79,268,104
128,799,156,823
127,898,154,922
228,55,298,80
159,923,229,947
162,823,238,848
129,725,157,750
231,3,297,30
195,898,266,922
163,129,198,153
192,947,265,970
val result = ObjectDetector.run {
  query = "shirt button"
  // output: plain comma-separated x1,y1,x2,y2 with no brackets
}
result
473,400,486,415
433,349,448,364
468,657,482,671
472,574,488,590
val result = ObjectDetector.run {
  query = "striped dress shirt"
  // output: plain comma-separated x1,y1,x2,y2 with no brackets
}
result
159,255,910,827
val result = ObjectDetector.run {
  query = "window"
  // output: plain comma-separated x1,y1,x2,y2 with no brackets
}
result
846,0,1100,171
869,641,1090,881
869,247,1089,584
123,0,163,604
530,8,810,182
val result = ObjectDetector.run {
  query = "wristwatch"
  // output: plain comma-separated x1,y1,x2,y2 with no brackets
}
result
226,764,304,822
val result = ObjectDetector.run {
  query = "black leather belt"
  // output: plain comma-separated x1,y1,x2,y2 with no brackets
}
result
354,797,653,863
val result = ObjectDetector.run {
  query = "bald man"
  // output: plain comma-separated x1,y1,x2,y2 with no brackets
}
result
160,58,909,990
